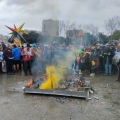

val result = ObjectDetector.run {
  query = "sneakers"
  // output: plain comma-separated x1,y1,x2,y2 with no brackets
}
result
104,74,112,76
74,71,77,74
90,73,95,76
104,74,108,76
79,72,82,75
79,70,82,75
116,79,120,82
7,72,14,75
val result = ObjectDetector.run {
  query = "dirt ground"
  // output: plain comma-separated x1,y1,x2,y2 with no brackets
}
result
0,72,120,120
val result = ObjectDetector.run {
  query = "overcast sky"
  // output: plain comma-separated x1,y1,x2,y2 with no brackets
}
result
0,0,120,36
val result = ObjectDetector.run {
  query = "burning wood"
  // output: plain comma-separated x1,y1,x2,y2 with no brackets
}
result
25,72,90,94
24,74,91,100
40,74,47,81
26,78,35,88
65,75,72,81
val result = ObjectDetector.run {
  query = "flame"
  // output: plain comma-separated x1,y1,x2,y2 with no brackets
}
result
40,66,65,89
27,78,34,88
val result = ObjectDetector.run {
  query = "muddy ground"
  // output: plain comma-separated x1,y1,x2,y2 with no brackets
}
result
0,72,120,120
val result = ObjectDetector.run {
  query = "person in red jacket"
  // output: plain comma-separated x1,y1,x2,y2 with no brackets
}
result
21,44,34,76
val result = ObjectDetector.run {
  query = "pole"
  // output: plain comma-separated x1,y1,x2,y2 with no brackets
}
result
79,31,83,47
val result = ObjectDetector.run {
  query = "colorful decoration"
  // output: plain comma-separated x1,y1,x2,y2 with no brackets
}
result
5,23,26,47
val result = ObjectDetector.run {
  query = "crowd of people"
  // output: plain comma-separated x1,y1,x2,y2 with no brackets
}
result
73,44,116,75
0,42,35,76
0,41,120,82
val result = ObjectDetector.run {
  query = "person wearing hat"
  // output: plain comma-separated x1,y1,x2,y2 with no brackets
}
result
21,43,34,76
103,44,114,76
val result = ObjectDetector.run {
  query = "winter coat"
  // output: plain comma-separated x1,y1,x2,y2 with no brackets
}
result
2,43,6,50
12,48,21,60
103,48,114,64
3,48,13,60
90,49,97,61
21,48,34,61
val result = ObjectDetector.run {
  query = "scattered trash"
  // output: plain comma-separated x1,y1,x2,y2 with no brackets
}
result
91,87,97,94
90,73,95,77
89,89,93,94
101,102,105,104
94,96,99,100
88,98,92,100
24,75,91,100
22,87,25,90
56,98,65,104
17,82,22,84
99,84,108,88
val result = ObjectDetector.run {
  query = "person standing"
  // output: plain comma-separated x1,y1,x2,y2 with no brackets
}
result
3,45,14,75
21,44,34,76
116,44,120,82
12,44,21,72
0,44,3,73
116,59,120,82
103,44,114,76
1,42,6,50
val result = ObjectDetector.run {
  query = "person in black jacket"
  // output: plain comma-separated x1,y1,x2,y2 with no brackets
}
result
116,59,120,82
116,44,120,82
103,44,114,76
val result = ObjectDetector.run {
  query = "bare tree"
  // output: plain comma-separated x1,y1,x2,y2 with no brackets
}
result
62,21,76,37
87,24,99,37
104,16,120,40
81,24,99,45
59,21,64,36
77,24,83,30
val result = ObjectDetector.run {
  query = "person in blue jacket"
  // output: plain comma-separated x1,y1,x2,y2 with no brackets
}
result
12,44,21,72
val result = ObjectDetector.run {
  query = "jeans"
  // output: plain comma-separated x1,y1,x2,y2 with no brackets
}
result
74,59,82,71
105,59,112,74
24,60,32,74
6,60,13,73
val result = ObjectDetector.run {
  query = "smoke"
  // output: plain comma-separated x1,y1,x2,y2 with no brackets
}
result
40,66,64,89
31,42,75,90
39,50,74,89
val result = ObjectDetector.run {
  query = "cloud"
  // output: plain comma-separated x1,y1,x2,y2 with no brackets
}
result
0,0,120,35
5,0,34,6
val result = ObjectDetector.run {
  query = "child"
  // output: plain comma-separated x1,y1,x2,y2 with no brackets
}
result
90,60,96,74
